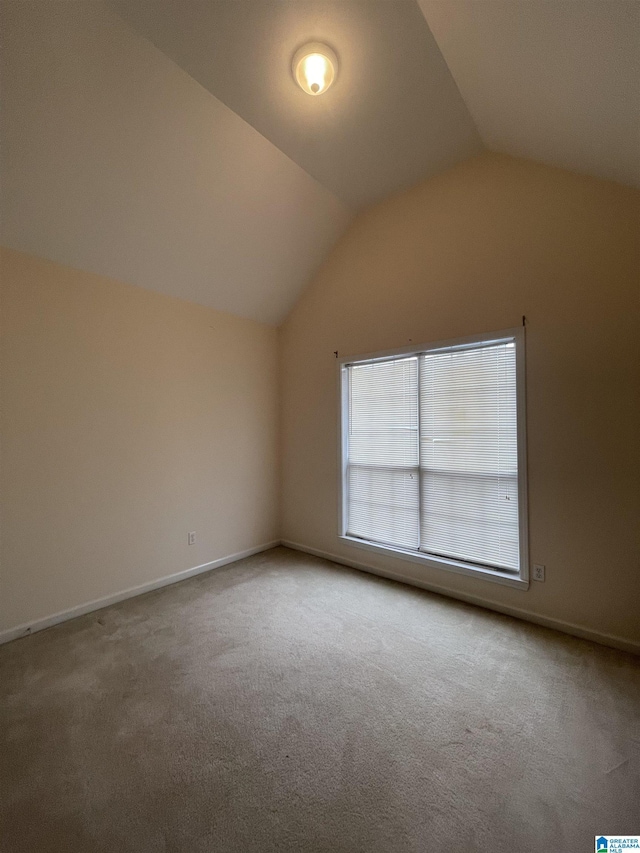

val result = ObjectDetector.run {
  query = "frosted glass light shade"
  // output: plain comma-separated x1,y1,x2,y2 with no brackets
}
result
292,43,338,96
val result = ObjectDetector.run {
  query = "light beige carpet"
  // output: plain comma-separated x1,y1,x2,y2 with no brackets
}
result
1,546,638,853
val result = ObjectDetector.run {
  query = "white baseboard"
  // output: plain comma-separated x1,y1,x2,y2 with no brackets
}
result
4,538,637,657
0,541,280,646
282,540,640,656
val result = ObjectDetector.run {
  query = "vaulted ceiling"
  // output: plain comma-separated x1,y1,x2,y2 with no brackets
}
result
419,0,640,190
1,1,637,325
0,2,352,324
109,0,482,209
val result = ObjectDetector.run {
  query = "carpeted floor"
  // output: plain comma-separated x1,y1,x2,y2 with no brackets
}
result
1,546,638,853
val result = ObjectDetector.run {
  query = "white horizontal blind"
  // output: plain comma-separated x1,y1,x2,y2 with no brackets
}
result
419,342,519,571
346,357,419,549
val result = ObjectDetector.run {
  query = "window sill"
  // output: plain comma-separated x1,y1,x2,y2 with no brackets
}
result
339,535,529,589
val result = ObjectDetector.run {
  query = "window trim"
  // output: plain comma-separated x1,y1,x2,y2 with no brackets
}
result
337,328,529,589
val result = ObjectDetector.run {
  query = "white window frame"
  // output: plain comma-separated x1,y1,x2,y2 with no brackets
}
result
338,328,529,588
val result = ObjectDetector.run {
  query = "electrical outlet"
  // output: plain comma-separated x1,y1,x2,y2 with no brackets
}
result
188,531,196,546
533,563,545,582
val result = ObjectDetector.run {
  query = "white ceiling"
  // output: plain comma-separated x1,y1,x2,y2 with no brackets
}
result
0,1,351,324
419,0,640,188
109,0,483,209
1,1,638,326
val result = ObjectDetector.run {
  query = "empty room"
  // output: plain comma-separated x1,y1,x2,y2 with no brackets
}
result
1,1,639,851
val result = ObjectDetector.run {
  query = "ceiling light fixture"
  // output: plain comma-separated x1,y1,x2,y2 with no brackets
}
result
292,42,338,96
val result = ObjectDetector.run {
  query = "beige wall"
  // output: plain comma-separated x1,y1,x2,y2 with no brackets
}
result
0,247,279,634
2,153,638,649
280,152,640,648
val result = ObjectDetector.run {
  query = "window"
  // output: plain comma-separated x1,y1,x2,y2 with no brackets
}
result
339,329,528,587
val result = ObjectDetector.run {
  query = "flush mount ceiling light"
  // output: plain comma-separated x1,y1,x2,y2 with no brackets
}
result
292,42,338,96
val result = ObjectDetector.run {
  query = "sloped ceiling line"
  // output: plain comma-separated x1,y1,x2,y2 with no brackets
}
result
0,0,352,324
418,0,640,189
2,0,637,330
109,0,483,210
